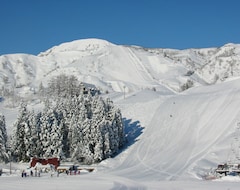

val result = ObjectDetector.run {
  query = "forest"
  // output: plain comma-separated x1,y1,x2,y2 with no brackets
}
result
0,74,125,164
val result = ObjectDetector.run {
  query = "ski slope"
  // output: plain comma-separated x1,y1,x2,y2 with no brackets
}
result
2,78,240,189
97,78,240,183
1,39,240,189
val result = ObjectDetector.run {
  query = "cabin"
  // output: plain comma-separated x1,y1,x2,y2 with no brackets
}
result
30,157,60,170
215,163,240,176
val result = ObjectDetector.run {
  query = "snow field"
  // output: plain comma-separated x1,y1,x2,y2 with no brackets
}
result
1,79,240,189
1,39,240,189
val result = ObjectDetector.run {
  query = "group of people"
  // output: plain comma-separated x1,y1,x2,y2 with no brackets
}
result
65,169,80,175
21,165,82,178
21,169,40,177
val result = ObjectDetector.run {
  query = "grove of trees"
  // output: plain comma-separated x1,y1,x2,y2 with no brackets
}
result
9,74,125,164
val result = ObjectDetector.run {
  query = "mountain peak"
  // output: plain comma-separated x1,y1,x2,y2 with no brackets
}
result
38,38,114,56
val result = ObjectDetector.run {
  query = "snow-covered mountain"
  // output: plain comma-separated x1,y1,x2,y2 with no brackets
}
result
1,38,240,96
1,39,240,189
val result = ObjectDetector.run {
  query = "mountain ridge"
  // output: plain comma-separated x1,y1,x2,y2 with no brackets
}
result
1,38,240,97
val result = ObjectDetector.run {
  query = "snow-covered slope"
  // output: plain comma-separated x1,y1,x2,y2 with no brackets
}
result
1,39,240,189
1,38,240,96
1,77,240,190
104,79,240,182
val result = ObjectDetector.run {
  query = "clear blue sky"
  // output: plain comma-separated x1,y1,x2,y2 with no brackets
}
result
1,0,240,55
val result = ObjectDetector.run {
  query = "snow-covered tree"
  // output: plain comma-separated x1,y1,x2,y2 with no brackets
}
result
0,113,8,162
11,82,125,164
40,108,57,157
38,82,45,100
50,119,63,157
34,112,43,157
11,102,30,162
24,110,36,158
46,74,82,98
28,111,42,158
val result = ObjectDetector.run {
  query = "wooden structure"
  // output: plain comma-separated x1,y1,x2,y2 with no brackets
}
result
215,163,240,176
214,122,240,177
56,164,94,174
30,157,60,170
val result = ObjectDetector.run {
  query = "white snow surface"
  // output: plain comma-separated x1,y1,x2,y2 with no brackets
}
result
1,38,240,189
2,38,240,94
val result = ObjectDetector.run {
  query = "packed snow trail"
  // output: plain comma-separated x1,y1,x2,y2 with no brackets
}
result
126,47,155,84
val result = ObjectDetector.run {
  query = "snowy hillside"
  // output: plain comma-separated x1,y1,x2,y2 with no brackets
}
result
1,38,240,96
1,76,240,189
105,79,240,181
1,39,240,189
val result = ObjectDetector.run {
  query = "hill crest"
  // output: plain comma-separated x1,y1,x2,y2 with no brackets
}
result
0,38,240,97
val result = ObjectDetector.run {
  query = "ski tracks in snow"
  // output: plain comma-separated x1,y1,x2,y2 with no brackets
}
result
126,47,154,84
130,88,240,180
184,90,240,173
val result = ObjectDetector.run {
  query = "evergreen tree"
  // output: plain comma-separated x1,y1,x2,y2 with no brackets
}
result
50,118,63,157
0,113,8,162
40,108,56,157
34,112,43,157
28,110,40,158
11,102,30,162
11,81,125,164
38,82,45,100
69,114,79,160
24,110,34,157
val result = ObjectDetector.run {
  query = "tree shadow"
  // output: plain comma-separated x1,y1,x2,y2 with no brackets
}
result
123,117,144,147
111,118,144,158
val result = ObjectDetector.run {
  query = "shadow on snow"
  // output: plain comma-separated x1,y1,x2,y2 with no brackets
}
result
123,117,144,147
112,118,144,158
